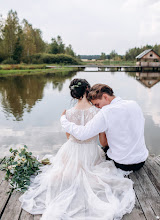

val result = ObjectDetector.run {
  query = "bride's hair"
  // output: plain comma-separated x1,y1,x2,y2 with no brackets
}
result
69,78,91,99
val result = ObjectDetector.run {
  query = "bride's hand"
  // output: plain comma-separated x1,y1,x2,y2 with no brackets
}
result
61,110,66,116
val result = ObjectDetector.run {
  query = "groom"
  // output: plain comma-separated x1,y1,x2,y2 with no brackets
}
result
60,83,148,171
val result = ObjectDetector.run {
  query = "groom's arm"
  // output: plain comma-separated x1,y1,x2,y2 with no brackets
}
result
60,110,107,141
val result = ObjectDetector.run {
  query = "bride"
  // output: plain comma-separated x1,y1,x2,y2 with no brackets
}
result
19,78,135,220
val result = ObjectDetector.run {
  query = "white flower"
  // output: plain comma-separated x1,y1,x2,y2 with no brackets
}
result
8,165,15,174
17,161,21,165
10,169,15,174
8,165,12,170
14,155,21,161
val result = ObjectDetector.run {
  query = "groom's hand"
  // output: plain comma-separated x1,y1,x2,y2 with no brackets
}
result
61,110,66,116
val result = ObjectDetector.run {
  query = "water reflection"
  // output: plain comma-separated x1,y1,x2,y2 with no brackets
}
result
0,70,160,157
0,76,46,121
0,71,76,121
136,72,160,88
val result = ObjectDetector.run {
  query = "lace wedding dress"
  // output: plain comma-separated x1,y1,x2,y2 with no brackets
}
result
19,106,135,220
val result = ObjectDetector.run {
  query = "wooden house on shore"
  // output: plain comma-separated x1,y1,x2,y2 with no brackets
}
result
136,49,160,67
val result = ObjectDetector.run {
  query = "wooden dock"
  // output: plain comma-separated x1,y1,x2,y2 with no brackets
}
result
0,155,160,220
46,65,160,72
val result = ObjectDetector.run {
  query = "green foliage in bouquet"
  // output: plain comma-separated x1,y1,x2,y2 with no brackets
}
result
0,145,43,193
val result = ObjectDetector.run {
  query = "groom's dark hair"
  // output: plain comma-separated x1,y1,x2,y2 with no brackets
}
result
87,84,114,101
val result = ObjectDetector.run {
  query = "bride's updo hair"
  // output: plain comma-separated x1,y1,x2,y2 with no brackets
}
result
69,78,91,99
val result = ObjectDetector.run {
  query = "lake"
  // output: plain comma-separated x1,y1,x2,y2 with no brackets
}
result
0,69,160,159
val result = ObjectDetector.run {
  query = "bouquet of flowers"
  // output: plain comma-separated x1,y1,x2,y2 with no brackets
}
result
0,145,45,193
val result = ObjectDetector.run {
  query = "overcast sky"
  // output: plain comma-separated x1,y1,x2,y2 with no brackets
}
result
1,0,160,55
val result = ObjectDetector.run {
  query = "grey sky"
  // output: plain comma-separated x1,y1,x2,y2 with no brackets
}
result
1,0,160,55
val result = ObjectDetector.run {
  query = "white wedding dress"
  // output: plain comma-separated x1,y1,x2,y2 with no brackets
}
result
19,106,135,220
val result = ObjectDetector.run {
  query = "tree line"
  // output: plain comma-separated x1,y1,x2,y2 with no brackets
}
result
101,44,160,61
0,10,78,64
81,45,160,61
0,10,160,64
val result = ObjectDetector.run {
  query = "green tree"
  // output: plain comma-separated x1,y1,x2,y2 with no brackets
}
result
49,35,65,54
22,19,36,58
49,38,59,54
153,44,160,56
3,10,20,58
57,35,65,53
0,14,5,62
33,28,45,53
65,44,75,57
13,28,23,63
124,45,153,61
109,50,118,60
100,52,106,60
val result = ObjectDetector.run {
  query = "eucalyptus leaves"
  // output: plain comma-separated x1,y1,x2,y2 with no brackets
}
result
70,82,81,90
0,145,43,193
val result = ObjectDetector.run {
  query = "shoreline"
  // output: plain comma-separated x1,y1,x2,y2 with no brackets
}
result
0,64,79,77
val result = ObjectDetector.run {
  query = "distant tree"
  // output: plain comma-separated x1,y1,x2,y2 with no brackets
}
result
77,55,81,61
65,44,75,57
50,38,59,54
124,45,153,61
80,55,100,60
100,52,106,60
33,28,46,53
0,14,5,62
2,10,20,58
49,35,76,58
0,14,3,38
49,35,65,54
153,44,160,56
13,28,23,63
22,19,36,58
109,50,118,60
57,35,65,53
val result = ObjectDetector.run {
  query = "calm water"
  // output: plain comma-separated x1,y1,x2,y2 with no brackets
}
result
0,70,160,158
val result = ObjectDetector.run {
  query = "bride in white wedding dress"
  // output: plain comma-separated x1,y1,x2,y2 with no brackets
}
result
19,78,135,220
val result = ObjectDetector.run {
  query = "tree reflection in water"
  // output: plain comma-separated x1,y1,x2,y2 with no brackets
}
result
0,71,76,121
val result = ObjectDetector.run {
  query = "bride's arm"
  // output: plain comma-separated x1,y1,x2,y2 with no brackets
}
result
99,132,108,147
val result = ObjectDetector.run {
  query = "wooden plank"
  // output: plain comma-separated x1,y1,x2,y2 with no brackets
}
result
135,167,160,216
0,171,6,184
0,155,159,220
144,159,160,195
0,157,6,183
1,191,22,220
19,210,34,220
34,214,42,220
0,179,11,217
154,155,160,166
123,195,146,220
0,157,6,164
130,170,159,220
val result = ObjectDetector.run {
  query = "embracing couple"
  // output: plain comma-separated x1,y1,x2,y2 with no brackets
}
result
19,78,148,220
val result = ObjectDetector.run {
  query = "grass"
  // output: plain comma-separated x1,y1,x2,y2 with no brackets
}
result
83,60,136,66
0,60,136,77
0,64,59,70
0,65,79,77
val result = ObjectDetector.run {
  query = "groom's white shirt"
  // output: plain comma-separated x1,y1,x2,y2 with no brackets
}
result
60,97,148,164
